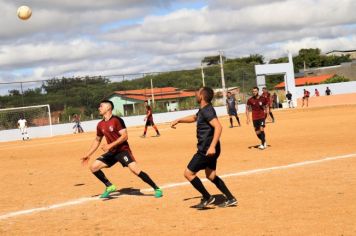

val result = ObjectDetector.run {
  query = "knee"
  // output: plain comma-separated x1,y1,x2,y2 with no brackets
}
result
184,169,194,181
90,162,100,173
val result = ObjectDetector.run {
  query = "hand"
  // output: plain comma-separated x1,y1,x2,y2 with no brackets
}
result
170,120,179,129
101,143,111,152
81,156,90,166
206,146,216,157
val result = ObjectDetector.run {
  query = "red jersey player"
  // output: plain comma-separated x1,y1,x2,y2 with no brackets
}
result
246,87,269,150
262,87,275,123
81,100,162,198
141,100,160,138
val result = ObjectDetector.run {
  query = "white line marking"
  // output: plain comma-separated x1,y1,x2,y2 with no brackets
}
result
0,152,355,221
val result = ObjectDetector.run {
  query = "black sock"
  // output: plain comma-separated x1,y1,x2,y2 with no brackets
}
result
256,132,262,140
190,176,210,199
235,115,240,125
229,118,233,126
212,176,234,200
269,112,275,121
138,171,159,190
260,131,266,144
93,170,112,187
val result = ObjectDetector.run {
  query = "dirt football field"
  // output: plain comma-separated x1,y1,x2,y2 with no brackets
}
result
1,105,356,235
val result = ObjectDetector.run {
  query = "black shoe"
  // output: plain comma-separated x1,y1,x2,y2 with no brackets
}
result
218,198,238,208
193,196,215,209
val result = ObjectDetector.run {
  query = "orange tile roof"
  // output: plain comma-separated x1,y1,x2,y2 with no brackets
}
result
275,74,334,89
113,87,196,101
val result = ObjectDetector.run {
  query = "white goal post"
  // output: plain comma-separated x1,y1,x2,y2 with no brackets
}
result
0,104,53,137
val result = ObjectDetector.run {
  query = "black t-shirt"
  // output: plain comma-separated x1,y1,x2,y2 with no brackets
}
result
286,93,292,100
196,104,219,154
226,97,236,110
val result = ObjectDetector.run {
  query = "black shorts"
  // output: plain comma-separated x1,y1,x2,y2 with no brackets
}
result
187,144,221,173
145,120,155,126
253,119,265,130
97,150,134,168
228,108,237,116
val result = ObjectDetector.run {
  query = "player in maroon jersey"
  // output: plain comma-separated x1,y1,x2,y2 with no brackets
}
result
302,89,310,107
141,100,160,138
81,100,162,198
262,87,275,123
246,87,269,150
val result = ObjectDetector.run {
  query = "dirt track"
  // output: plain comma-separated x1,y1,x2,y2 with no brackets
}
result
1,105,356,235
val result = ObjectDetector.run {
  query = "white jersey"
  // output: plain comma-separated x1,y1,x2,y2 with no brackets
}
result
18,119,27,128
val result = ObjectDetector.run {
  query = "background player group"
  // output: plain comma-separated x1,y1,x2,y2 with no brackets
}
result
81,86,272,208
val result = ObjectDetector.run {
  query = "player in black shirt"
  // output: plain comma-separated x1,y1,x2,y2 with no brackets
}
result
226,92,241,128
171,87,237,209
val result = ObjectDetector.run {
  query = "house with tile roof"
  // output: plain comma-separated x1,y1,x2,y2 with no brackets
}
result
108,87,196,116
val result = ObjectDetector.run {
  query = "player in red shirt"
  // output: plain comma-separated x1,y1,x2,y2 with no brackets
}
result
141,100,160,138
314,88,320,96
81,100,162,198
302,89,310,107
246,87,269,150
262,87,275,123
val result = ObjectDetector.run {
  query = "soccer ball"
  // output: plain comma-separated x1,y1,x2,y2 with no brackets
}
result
17,6,32,20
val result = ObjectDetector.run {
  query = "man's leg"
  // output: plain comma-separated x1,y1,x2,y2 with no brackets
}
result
229,115,233,128
235,115,241,126
152,125,160,136
128,162,162,197
90,160,116,198
141,126,148,137
206,168,237,207
185,168,214,206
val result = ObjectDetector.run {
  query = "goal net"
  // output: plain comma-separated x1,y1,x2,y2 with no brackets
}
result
0,104,53,141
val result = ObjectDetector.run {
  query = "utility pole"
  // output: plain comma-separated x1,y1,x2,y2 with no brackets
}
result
200,62,206,87
150,78,155,105
219,50,227,104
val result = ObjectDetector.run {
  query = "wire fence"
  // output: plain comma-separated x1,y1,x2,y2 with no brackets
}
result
0,66,257,125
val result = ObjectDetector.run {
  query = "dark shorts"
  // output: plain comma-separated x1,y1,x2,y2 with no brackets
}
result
253,119,265,130
97,150,134,168
145,119,155,126
187,145,221,173
303,96,309,99
228,108,237,116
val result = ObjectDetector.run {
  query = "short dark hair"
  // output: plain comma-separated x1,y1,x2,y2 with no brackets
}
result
144,100,148,103
100,99,114,110
253,87,259,91
200,87,214,103
227,91,231,94
262,87,267,90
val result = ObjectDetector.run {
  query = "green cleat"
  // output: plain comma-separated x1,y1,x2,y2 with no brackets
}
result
100,185,117,198
154,188,163,198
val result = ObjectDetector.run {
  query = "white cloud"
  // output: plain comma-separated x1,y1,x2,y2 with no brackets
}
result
0,0,355,85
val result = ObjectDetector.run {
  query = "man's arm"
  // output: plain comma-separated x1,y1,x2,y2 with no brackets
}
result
206,118,222,156
245,105,251,124
81,136,102,165
101,129,128,152
171,115,197,128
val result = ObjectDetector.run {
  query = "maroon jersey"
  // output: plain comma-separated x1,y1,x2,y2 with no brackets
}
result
262,91,272,107
146,105,153,121
304,90,310,97
96,116,130,153
247,96,268,120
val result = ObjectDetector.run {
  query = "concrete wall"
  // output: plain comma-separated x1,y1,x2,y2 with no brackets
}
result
0,104,247,142
295,81,356,98
297,93,356,108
